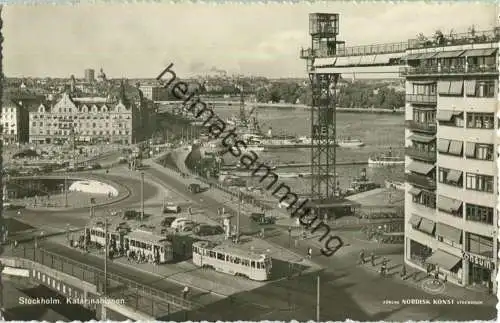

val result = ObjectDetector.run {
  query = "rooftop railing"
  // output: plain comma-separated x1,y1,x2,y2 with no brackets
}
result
408,29,500,50
300,29,499,59
335,41,408,57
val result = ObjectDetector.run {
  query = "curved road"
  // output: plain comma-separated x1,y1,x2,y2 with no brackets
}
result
142,161,497,322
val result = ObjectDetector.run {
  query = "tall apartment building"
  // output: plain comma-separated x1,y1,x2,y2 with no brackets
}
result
403,36,498,293
139,85,162,101
85,69,95,83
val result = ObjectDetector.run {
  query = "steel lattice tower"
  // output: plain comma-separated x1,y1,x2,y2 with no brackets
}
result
302,13,342,200
309,73,339,199
0,5,5,311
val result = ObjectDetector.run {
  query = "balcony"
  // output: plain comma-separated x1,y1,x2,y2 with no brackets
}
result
401,64,498,77
405,147,436,162
405,120,437,134
406,173,436,190
406,94,437,105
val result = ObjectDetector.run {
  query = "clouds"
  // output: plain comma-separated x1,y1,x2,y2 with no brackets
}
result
3,2,494,78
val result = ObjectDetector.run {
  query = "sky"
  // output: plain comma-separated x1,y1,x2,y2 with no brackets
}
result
3,2,497,79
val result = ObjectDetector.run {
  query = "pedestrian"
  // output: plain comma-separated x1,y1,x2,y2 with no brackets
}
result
182,286,189,300
370,252,375,266
426,264,432,277
307,247,312,259
434,269,439,281
400,265,406,278
358,249,365,265
380,263,386,277
14,240,18,248
443,274,447,284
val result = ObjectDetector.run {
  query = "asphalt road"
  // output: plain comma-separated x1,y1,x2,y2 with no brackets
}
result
143,164,497,322
4,171,159,231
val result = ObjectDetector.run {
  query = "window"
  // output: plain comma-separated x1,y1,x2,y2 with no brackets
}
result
469,81,496,98
467,113,494,129
412,109,435,124
465,173,494,193
412,190,436,209
465,203,494,225
467,233,493,257
466,143,493,161
438,167,463,187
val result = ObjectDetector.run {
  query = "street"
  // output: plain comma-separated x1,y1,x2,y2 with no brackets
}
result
142,163,497,321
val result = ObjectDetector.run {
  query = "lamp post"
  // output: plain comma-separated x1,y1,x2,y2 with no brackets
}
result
140,172,145,222
64,175,68,208
316,274,320,322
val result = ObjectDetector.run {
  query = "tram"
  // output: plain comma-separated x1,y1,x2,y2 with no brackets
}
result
124,229,174,264
85,221,130,252
192,241,272,281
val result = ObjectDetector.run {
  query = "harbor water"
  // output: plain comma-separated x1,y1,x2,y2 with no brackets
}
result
213,106,405,195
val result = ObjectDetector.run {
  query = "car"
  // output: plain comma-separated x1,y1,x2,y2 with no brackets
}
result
161,216,177,227
188,183,201,194
170,217,189,229
122,210,140,220
163,203,181,214
250,213,276,225
194,224,224,236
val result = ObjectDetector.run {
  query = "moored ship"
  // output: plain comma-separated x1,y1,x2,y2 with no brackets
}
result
368,148,404,166
336,137,365,148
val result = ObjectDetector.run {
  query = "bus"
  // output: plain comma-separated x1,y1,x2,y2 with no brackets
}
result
192,241,272,281
124,229,173,264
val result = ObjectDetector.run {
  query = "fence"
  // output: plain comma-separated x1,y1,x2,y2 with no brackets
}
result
8,246,197,318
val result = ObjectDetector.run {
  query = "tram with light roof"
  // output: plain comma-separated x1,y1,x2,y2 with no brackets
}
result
192,241,272,281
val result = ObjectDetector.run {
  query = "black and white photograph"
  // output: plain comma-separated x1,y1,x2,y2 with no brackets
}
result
0,1,497,321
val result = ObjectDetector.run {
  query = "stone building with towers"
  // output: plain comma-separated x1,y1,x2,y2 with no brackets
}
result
28,82,149,145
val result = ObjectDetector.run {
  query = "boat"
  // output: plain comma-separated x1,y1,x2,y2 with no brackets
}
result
385,180,405,191
337,138,365,148
242,144,265,152
368,148,404,166
344,168,381,196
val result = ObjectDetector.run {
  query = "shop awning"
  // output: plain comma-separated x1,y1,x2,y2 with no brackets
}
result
437,139,450,153
426,249,461,270
406,53,421,60
465,142,476,157
314,58,337,67
448,140,463,155
446,169,463,184
407,161,435,175
409,214,422,227
418,217,435,235
418,52,438,59
437,195,463,213
347,56,362,66
460,48,497,57
412,81,436,85
436,223,462,244
437,81,451,94
334,57,350,66
436,110,454,122
373,53,399,64
464,80,477,96
359,55,376,65
449,81,464,95
434,50,465,59
409,134,435,143
408,187,422,196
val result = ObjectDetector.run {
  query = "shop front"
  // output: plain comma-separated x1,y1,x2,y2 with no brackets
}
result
463,251,496,293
